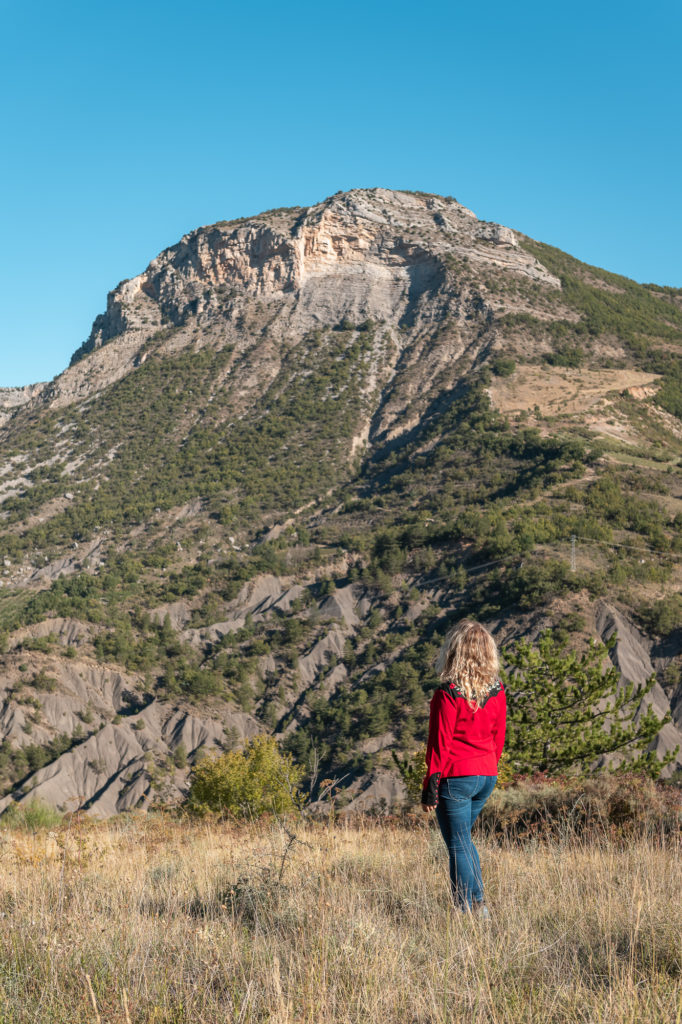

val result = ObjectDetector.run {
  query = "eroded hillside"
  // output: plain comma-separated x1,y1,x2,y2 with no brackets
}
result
1,188,681,814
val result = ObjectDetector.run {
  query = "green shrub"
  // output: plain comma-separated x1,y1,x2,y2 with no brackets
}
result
32,669,57,692
187,735,304,817
638,594,682,638
173,742,188,769
490,354,516,377
543,344,584,368
391,747,426,802
1,798,63,830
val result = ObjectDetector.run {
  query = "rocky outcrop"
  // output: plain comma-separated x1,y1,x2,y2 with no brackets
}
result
0,384,46,426
181,575,302,644
318,586,360,628
343,768,407,813
0,675,260,817
82,191,556,353
30,189,559,411
9,617,91,650
595,601,682,772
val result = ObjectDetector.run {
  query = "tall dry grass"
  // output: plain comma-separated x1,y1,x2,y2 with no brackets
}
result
0,814,679,1023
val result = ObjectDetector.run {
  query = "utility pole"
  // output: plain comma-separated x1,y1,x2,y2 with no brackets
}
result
570,534,576,573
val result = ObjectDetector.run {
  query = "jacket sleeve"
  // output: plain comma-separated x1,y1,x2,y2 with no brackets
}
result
491,685,507,764
421,690,457,805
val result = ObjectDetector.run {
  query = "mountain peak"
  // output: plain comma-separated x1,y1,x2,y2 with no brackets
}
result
49,188,559,410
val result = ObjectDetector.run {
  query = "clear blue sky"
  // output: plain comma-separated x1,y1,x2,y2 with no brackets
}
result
1,0,680,387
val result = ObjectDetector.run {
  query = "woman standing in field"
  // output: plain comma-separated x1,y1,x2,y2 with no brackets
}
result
421,620,506,917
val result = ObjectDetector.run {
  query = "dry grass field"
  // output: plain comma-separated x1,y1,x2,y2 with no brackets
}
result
488,367,659,417
0,814,679,1024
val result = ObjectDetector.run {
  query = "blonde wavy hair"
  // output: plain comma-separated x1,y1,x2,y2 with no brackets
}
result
437,620,499,708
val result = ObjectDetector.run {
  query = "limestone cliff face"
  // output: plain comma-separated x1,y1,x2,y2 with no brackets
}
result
86,189,557,338
41,189,559,412
0,384,46,426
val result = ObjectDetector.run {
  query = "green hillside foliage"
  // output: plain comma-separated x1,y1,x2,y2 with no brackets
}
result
521,239,682,417
0,325,374,559
521,240,682,345
0,362,680,790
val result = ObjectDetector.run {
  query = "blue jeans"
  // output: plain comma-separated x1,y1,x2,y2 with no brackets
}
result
435,775,497,910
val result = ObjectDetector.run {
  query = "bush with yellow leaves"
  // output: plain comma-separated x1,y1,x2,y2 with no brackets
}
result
187,735,304,817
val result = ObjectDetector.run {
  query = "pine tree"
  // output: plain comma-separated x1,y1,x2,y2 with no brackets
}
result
391,748,427,802
501,632,677,778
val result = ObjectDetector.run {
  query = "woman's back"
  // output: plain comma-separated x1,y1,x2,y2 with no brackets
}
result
425,680,506,782
421,620,507,915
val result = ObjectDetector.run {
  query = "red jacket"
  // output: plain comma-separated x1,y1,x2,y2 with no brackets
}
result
422,680,506,805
